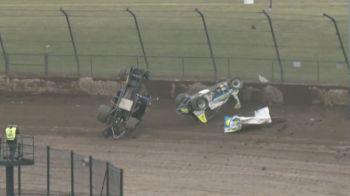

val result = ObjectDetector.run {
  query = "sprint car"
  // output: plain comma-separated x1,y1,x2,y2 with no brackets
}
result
97,67,156,139
175,77,243,123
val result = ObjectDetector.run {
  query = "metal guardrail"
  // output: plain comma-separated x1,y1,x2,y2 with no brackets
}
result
0,136,34,166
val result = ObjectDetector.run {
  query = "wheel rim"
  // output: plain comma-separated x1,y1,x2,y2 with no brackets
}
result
231,79,241,89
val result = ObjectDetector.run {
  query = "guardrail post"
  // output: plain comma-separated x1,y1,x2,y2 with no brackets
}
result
262,10,284,82
126,9,149,70
60,8,81,76
195,8,218,81
44,53,49,75
0,33,10,75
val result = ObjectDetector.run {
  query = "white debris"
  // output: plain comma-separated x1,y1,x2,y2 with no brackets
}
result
224,107,272,133
259,75,269,83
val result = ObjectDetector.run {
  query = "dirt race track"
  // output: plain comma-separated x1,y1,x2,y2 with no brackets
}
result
0,93,350,196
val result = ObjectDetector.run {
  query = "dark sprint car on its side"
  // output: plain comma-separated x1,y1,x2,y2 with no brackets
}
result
175,77,243,123
97,67,156,139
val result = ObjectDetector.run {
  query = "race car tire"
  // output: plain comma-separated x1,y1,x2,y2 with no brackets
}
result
102,127,113,138
175,93,189,106
97,104,112,123
229,77,243,89
191,97,208,110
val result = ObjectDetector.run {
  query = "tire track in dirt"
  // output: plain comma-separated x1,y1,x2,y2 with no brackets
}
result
0,95,349,195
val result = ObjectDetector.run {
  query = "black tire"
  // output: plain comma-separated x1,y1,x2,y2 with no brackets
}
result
97,104,112,123
191,97,208,110
229,77,243,89
175,93,189,106
102,127,113,138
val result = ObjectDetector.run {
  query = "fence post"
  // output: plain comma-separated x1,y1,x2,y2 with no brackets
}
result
44,53,48,75
17,165,21,196
47,146,50,196
90,55,93,77
195,8,218,81
6,166,14,196
0,33,10,75
136,56,139,67
317,61,320,83
120,168,124,196
181,57,185,78
106,162,110,196
271,60,275,81
126,9,149,70
71,151,74,196
89,156,93,196
323,14,350,71
227,57,231,77
262,10,284,82
59,8,81,76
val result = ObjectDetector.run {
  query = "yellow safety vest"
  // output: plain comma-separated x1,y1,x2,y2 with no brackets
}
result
5,127,16,141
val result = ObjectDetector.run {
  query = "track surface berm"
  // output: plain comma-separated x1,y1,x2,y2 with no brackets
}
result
0,93,349,196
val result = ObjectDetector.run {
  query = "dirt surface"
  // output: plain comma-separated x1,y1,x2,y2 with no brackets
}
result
0,94,350,196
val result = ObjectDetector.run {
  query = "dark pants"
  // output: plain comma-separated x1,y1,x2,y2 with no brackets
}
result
7,141,17,160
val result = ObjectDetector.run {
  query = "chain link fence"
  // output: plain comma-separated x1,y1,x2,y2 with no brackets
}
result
0,54,348,85
0,145,123,196
0,0,348,84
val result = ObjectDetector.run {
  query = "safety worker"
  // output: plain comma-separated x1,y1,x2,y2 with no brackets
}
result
5,125,20,160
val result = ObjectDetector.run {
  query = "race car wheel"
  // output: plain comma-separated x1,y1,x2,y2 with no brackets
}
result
111,117,127,139
175,93,189,106
102,127,113,138
191,97,208,110
229,77,243,89
97,104,112,123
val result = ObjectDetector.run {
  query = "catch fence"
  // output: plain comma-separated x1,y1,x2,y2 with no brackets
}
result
0,54,348,85
0,145,123,196
0,1,348,85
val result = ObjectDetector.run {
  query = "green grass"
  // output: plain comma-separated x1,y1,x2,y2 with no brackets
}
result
0,0,348,84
